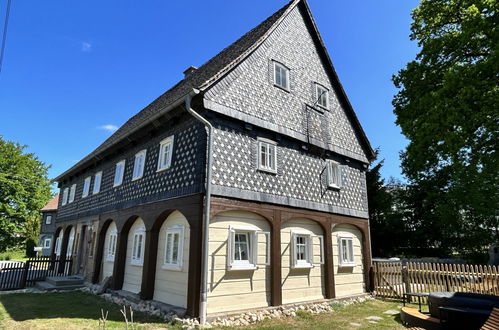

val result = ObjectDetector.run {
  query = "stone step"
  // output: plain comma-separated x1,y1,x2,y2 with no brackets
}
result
46,275,84,287
35,280,84,291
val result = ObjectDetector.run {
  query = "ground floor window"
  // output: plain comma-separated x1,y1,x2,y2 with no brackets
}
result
291,231,324,268
43,238,51,249
338,236,355,266
131,228,145,266
55,237,61,255
107,231,117,262
227,227,269,270
163,226,184,270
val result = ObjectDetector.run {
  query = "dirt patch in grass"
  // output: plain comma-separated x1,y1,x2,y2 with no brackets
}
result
0,291,175,329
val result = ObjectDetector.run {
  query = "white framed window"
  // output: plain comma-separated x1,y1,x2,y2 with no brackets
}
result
82,176,91,198
326,160,342,189
258,139,277,173
157,136,174,171
93,171,102,194
132,149,147,181
338,235,355,266
291,231,324,269
44,238,51,249
131,228,145,266
68,184,76,203
273,61,290,90
227,226,270,271
315,83,329,109
67,235,75,257
45,215,52,225
113,160,126,187
107,230,118,262
62,188,69,206
54,237,61,256
163,226,184,271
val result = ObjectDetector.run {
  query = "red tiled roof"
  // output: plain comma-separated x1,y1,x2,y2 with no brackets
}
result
41,194,59,211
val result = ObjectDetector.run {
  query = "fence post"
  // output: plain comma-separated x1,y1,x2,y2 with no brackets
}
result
402,265,410,298
20,260,30,289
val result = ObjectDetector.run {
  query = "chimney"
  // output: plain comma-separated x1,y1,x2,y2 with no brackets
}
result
183,66,198,78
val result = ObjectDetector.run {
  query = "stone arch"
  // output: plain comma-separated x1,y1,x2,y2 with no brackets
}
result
331,223,365,297
280,217,327,304
122,217,146,293
151,210,191,309
207,210,273,314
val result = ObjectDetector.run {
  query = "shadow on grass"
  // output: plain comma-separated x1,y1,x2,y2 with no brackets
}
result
0,291,164,325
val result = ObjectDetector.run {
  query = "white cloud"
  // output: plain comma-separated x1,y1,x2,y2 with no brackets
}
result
81,41,92,52
97,124,118,132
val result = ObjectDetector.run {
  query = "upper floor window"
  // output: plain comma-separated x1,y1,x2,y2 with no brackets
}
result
45,215,52,225
157,136,174,172
93,171,102,194
273,61,290,90
68,184,76,203
131,228,145,266
338,235,355,266
113,160,126,187
258,139,277,173
163,226,184,271
107,230,117,262
82,176,91,198
61,188,69,206
227,226,270,271
326,160,342,189
315,83,329,109
291,231,323,269
44,238,51,249
132,149,147,181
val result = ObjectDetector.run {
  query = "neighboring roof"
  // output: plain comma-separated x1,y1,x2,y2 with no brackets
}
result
41,194,59,211
55,0,373,181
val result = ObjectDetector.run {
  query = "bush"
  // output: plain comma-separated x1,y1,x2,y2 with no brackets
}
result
25,239,37,258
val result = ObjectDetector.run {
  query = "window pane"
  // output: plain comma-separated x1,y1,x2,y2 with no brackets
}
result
165,233,172,263
137,234,143,259
133,235,138,259
234,233,249,261
172,233,179,264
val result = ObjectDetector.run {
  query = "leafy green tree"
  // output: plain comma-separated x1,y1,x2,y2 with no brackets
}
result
392,0,498,257
0,136,52,252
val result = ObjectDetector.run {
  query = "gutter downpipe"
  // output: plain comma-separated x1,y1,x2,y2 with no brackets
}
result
184,89,212,325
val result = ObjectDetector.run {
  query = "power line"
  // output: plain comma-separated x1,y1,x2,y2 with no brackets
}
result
0,0,12,74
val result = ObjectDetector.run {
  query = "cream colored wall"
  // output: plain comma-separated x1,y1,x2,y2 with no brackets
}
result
332,225,365,297
281,219,325,304
123,218,145,293
153,211,190,308
207,211,271,314
100,221,117,282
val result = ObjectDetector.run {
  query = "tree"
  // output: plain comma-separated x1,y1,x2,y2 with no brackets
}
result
0,136,52,252
392,0,498,257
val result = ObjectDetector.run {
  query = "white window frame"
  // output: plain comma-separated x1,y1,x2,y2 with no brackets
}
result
227,226,270,271
54,237,61,256
338,235,356,266
257,139,277,173
93,171,102,194
291,231,324,269
326,160,342,189
106,230,117,262
157,136,174,172
67,234,75,257
44,238,51,249
162,226,184,271
45,215,52,225
61,188,69,206
82,176,91,198
131,228,145,266
132,149,147,181
68,184,76,203
315,83,329,109
113,160,126,187
273,61,290,90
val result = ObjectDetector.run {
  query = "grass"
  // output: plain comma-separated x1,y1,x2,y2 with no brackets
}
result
0,249,29,262
0,291,174,329
243,299,407,330
0,290,408,329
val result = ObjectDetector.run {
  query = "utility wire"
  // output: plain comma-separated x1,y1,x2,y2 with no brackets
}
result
0,0,12,74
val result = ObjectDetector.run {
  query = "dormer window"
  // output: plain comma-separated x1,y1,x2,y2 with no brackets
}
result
273,61,289,90
315,83,329,109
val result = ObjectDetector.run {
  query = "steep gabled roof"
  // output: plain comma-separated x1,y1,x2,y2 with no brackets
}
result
55,0,373,181
41,194,59,211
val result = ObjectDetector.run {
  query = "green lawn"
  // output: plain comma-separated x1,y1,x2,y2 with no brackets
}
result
0,249,29,262
0,290,408,329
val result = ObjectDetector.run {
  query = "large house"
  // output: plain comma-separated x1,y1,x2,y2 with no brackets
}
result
51,0,374,320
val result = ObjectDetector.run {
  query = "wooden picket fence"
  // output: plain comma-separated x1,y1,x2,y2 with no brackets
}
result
372,261,499,300
0,256,73,291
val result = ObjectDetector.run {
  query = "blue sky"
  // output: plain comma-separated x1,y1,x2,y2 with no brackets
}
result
0,0,419,184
